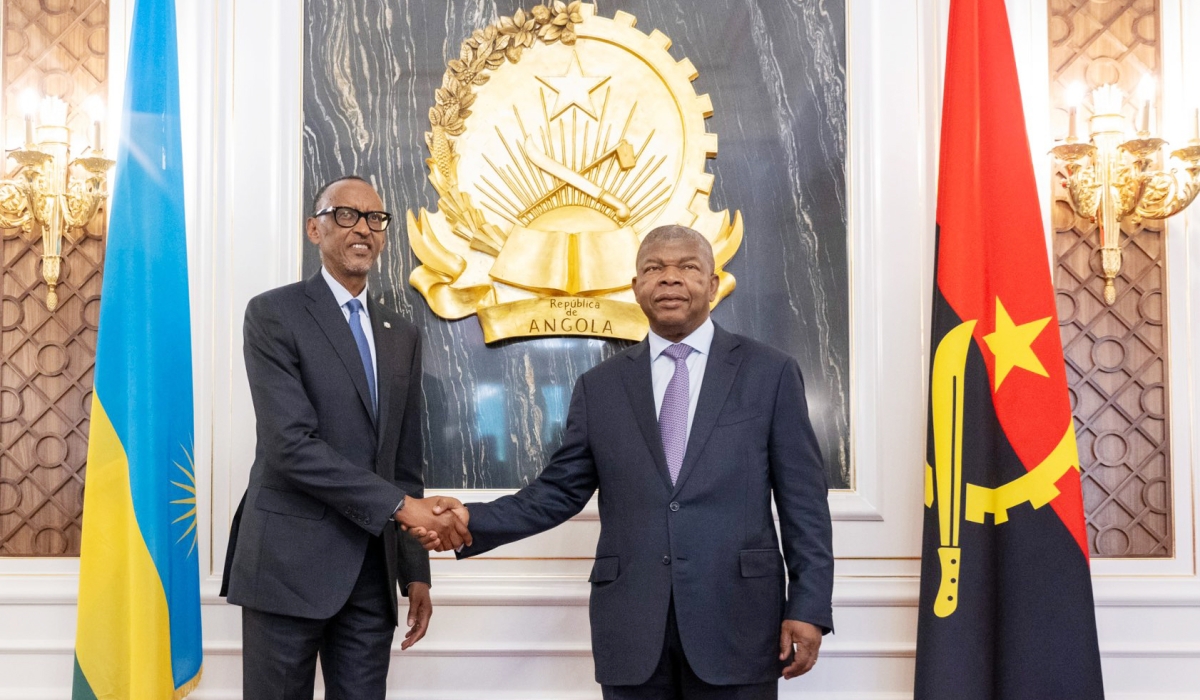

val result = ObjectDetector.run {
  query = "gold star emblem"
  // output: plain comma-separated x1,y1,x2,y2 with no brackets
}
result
981,297,1051,390
537,51,610,120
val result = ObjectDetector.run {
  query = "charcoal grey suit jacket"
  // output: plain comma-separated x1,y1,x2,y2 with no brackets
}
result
221,272,429,624
459,324,834,686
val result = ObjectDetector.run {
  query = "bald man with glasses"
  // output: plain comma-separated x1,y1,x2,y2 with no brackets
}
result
221,175,469,699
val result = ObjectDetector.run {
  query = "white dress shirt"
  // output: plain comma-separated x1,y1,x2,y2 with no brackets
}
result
647,317,714,441
322,267,377,389
323,269,415,538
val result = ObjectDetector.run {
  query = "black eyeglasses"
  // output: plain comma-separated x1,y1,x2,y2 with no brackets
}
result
313,206,393,232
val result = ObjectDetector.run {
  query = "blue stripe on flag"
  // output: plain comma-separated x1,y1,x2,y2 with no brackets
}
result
94,0,202,688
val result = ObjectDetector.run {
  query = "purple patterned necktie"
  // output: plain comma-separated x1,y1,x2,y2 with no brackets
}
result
659,343,695,485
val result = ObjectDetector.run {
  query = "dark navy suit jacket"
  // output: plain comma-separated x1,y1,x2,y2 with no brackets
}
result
460,324,834,686
221,273,429,625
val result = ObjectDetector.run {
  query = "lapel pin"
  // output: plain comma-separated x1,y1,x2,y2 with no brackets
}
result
383,321,391,329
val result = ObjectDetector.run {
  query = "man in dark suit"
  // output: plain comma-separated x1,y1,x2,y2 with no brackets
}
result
221,176,469,699
421,224,834,699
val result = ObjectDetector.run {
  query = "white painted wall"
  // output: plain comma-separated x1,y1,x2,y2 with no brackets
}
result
0,1,1197,698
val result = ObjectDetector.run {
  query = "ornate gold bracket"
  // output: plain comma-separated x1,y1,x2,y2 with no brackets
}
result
1,100,114,312
1052,84,1200,305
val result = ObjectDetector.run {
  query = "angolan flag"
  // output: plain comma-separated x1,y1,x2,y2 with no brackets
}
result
914,0,1105,698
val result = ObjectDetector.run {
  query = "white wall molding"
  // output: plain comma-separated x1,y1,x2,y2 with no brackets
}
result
1159,0,1200,582
0,640,916,661
205,0,307,582
832,0,934,563
8,571,1200,609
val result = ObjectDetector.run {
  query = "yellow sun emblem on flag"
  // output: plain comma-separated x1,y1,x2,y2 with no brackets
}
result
171,445,198,558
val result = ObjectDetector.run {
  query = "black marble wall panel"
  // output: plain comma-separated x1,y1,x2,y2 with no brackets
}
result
302,0,850,489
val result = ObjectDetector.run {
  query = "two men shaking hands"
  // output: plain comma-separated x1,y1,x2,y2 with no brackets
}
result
223,176,834,700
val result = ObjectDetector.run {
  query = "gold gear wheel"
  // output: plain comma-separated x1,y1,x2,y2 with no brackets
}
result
579,8,724,234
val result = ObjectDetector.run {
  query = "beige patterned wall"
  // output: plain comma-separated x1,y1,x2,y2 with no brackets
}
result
0,0,108,556
1049,0,1172,557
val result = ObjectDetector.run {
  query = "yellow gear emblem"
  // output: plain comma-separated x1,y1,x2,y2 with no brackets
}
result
406,2,743,342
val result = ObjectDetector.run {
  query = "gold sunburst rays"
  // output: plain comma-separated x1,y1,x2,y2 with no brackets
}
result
170,444,199,558
477,85,669,229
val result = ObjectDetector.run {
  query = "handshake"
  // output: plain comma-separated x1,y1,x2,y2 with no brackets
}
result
392,496,471,552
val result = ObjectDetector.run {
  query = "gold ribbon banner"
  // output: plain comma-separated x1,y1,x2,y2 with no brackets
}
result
477,297,648,343
409,265,495,320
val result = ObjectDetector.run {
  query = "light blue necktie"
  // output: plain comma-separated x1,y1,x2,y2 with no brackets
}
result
659,343,694,485
345,298,377,416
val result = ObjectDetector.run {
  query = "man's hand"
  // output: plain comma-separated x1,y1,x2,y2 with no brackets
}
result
395,496,472,550
405,497,469,552
431,497,469,526
779,619,822,679
401,583,432,650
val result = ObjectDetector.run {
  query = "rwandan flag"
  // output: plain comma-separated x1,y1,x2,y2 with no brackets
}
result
914,0,1104,698
72,0,202,697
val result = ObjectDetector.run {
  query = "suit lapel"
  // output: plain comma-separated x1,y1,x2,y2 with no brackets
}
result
304,273,376,427
672,325,741,496
369,295,396,454
621,341,673,492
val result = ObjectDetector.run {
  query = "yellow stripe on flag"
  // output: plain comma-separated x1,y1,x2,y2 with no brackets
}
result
75,396,175,698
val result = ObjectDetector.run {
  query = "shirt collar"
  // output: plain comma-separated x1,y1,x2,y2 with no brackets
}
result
321,267,370,315
648,317,714,361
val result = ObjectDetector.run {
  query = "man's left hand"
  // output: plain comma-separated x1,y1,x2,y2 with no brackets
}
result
779,619,822,679
401,583,432,650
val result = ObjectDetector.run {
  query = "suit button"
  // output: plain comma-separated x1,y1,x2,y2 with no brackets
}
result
662,556,671,565
669,502,680,512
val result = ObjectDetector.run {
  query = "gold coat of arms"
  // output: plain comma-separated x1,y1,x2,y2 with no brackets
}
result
407,2,742,342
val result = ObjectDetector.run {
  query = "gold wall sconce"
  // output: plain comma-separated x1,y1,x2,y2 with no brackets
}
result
1052,77,1200,305
0,92,114,311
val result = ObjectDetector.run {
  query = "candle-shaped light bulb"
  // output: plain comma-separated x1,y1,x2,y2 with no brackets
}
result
20,89,38,146
1092,83,1124,116
1193,107,1200,143
1136,74,1155,134
84,96,105,152
1065,82,1086,141
39,96,67,128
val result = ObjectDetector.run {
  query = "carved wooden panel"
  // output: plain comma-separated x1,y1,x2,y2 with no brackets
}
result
0,0,108,556
1049,0,1172,557
2,0,108,147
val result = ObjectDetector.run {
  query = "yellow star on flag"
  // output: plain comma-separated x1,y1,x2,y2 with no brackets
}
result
537,51,610,120
981,297,1051,390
